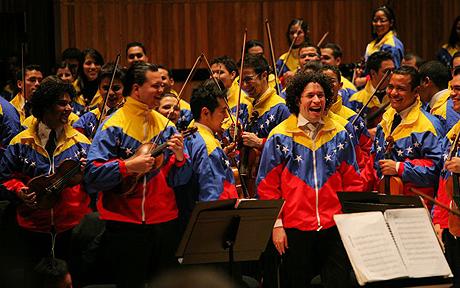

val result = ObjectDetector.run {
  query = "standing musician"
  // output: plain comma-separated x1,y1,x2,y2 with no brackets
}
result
362,66,444,199
126,41,149,67
0,76,91,286
73,63,126,138
433,67,460,287
257,71,363,288
156,92,181,126
84,62,191,288
10,64,43,123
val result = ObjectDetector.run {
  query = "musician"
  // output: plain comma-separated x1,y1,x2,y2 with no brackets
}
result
73,63,126,138
156,92,181,126
401,52,425,70
240,54,290,149
210,55,253,123
10,64,43,123
417,61,451,131
431,53,460,133
299,43,321,66
348,51,395,128
363,66,444,198
158,64,193,128
61,47,81,80
0,76,91,286
55,61,86,116
0,96,21,158
257,71,363,288
245,39,265,55
184,79,238,202
126,41,149,67
432,68,460,287
365,6,404,68
85,62,191,288
436,16,460,69
276,18,311,83
73,48,104,111
320,42,357,106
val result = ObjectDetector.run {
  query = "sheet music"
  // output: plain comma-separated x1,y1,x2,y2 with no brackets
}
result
334,212,407,285
385,208,452,278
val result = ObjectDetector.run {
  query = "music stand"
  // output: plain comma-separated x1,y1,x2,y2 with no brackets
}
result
176,199,284,277
337,191,452,287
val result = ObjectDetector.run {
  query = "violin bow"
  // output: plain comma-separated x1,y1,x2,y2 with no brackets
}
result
21,42,26,104
91,54,121,139
278,20,303,75
235,28,247,140
351,69,392,125
411,188,460,217
152,54,203,146
265,19,282,95
316,31,329,47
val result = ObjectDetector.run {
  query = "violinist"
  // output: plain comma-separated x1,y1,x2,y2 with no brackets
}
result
362,66,444,200
10,64,43,123
348,51,395,130
84,62,191,288
0,76,91,287
156,92,181,126
240,54,290,149
433,69,460,286
73,63,126,138
257,71,363,288
299,42,321,65
126,41,149,67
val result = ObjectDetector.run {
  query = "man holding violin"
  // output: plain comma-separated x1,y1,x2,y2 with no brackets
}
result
85,62,191,288
0,76,91,287
363,66,444,200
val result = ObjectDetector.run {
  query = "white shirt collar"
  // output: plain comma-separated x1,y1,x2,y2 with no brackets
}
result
429,89,448,109
37,121,63,147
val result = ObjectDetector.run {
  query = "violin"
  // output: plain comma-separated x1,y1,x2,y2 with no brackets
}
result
445,133,460,236
27,159,83,209
377,136,403,195
113,127,197,196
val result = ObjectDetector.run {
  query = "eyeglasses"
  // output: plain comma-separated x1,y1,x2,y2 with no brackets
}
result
101,85,122,92
372,18,389,23
451,85,460,94
241,73,262,84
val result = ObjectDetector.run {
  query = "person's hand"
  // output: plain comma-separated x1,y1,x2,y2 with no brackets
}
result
242,132,263,149
168,133,185,162
79,157,87,172
125,154,156,174
18,186,37,209
272,227,288,255
223,142,237,159
379,159,398,175
445,157,460,174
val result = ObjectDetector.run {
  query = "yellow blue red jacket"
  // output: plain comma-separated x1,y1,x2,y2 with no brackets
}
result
339,75,357,107
0,121,91,233
257,114,364,231
365,30,404,68
347,80,389,120
436,44,460,68
276,48,300,78
73,106,119,138
170,89,193,130
0,96,21,156
431,89,458,135
362,99,443,196
85,96,192,224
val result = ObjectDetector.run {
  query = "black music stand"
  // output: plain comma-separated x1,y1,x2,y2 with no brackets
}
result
176,199,284,277
337,191,452,287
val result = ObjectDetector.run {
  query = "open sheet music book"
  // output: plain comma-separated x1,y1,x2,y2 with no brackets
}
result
334,208,452,286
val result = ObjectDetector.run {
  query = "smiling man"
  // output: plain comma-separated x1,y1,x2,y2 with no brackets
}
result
363,66,444,199
257,71,363,288
11,64,43,123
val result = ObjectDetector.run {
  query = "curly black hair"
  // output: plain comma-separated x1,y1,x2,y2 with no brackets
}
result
30,76,76,120
285,72,333,116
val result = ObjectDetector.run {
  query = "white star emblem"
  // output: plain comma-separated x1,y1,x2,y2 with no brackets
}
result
260,124,264,129
413,142,421,148
406,146,413,154
88,122,94,128
338,143,345,150
443,153,449,161
360,121,365,128
348,133,354,139
224,159,230,167
324,154,332,161
265,119,270,125
397,149,403,157
376,139,379,145
276,144,281,150
76,111,81,116
30,161,36,167
333,149,337,153
354,125,359,131
269,114,275,121
377,145,382,152
125,148,133,156
282,146,289,153
24,158,29,164
80,148,86,154
294,155,303,162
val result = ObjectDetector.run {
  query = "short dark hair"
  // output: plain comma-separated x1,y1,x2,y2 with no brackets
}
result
321,42,343,58
298,42,321,57
158,64,173,79
126,41,147,56
448,16,460,48
31,76,76,120
61,47,82,62
34,257,69,288
191,78,227,121
285,72,334,116
403,52,425,68
452,52,460,69
418,61,451,90
123,62,158,97
393,65,420,90
98,62,126,82
16,64,42,82
210,56,239,75
366,51,394,74
301,61,323,73
245,39,264,54
286,18,311,46
371,6,397,39
242,54,269,75
319,64,342,82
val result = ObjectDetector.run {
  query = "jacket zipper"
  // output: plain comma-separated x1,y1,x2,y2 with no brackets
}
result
312,138,322,231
